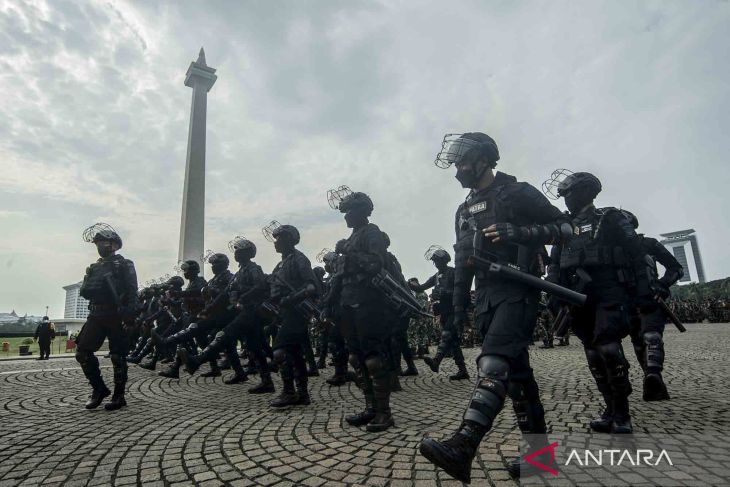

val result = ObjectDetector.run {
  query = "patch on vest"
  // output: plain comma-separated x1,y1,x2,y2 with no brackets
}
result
468,201,487,214
579,224,592,234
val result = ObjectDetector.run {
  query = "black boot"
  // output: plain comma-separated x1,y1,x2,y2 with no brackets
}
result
177,348,201,375
611,395,633,434
506,434,550,479
270,380,298,408
104,383,127,411
158,359,181,378
390,371,402,392
345,393,376,426
295,381,311,405
200,360,222,378
643,373,670,401
424,354,442,373
449,362,470,381
400,358,419,376
249,373,275,394
590,392,614,433
84,386,111,409
326,363,348,386
419,422,486,484
138,353,158,370
307,365,320,377
366,374,394,432
316,356,327,370
538,340,554,349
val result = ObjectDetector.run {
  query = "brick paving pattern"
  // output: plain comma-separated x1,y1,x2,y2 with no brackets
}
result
0,323,728,486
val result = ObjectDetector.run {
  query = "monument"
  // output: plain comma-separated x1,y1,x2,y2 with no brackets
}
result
178,47,217,269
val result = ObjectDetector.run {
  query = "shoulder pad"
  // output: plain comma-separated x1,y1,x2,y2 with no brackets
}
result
596,206,621,215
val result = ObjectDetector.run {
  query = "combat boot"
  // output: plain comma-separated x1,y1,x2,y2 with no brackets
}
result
400,358,419,376
424,354,443,373
589,393,614,433
224,373,248,384
643,373,670,401
506,434,550,479
84,386,111,410
295,383,311,405
177,348,201,375
326,363,348,386
449,362,470,381
611,395,633,434
158,363,180,379
539,340,554,349
345,394,376,426
138,354,158,371
390,372,402,392
316,357,327,370
249,376,275,394
366,375,394,432
307,366,320,377
270,383,299,408
104,383,127,411
200,360,222,378
419,421,486,484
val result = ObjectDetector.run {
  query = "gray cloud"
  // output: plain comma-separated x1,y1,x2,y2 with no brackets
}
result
1,0,728,315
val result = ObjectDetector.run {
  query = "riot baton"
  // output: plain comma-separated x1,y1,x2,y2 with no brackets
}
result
467,255,587,307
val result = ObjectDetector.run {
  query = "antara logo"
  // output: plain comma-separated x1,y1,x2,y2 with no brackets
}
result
522,442,674,476
566,449,673,467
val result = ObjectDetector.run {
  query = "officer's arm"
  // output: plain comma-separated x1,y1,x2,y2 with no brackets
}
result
607,211,647,281
295,254,318,298
515,184,573,244
411,274,436,292
123,260,140,313
647,237,684,287
34,324,40,340
453,209,474,314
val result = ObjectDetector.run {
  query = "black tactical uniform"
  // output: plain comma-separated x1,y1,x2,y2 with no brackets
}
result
327,189,394,432
76,224,138,410
420,133,571,482
35,317,55,360
180,239,272,391
623,211,684,401
411,248,468,379
158,254,234,378
265,223,318,408
320,250,350,386
547,172,645,435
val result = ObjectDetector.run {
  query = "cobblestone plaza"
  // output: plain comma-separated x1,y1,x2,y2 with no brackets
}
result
1,323,728,487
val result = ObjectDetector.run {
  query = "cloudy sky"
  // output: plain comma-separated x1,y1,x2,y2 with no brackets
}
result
1,0,729,316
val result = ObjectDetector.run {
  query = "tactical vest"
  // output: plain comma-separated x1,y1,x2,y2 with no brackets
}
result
80,256,127,304
432,267,454,306
559,208,631,283
271,251,309,299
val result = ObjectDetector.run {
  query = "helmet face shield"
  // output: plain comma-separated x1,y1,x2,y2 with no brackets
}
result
262,221,282,243
424,244,450,264
541,168,574,200
83,222,122,248
435,135,483,168
327,185,354,210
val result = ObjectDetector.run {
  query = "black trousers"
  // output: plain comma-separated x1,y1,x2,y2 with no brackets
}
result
38,339,51,358
76,314,129,391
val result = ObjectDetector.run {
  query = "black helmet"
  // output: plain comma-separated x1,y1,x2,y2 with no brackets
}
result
83,222,122,249
424,245,451,263
435,132,499,169
338,192,374,216
42,316,49,322
621,209,639,229
313,266,326,280
166,276,185,290
556,172,602,198
180,260,200,274
262,221,300,245
228,236,257,257
208,253,229,266
335,239,348,254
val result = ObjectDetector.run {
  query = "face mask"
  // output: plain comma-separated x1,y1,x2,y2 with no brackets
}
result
183,270,197,280
344,208,368,228
211,263,227,274
234,249,248,263
455,166,477,188
564,187,594,214
96,243,113,258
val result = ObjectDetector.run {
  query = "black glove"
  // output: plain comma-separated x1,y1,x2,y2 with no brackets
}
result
485,223,529,243
651,281,670,300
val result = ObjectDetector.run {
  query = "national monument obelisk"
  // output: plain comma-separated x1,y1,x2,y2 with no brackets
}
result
178,48,217,269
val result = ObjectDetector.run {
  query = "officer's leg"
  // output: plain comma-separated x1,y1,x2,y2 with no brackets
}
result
505,350,548,477
448,314,469,380
595,341,632,433
270,347,297,407
291,344,311,404
317,327,329,369
364,349,394,432
75,316,110,408
584,346,613,431
303,332,319,376
629,312,646,371
326,328,349,386
424,315,450,373
420,352,509,484
104,317,129,410
640,304,670,401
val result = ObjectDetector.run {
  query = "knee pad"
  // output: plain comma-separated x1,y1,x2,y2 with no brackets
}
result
272,348,287,365
584,347,610,392
364,355,385,375
75,350,91,365
596,342,632,394
440,330,453,343
464,355,510,429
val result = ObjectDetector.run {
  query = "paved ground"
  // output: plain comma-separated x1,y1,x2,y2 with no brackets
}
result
0,323,728,487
